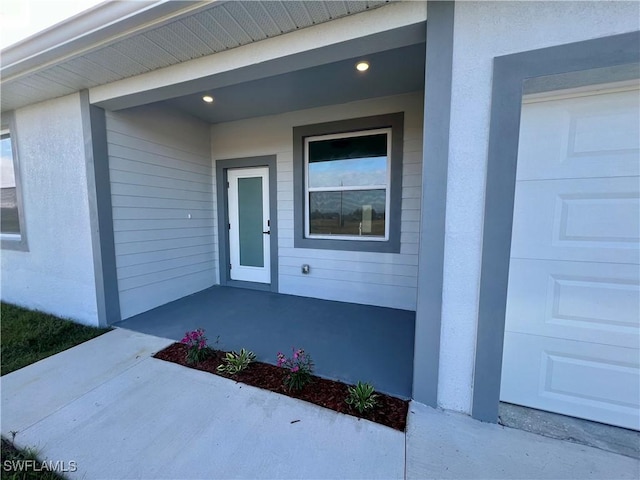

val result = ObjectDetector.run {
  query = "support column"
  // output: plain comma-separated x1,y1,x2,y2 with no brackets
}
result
412,1,455,405
80,90,121,326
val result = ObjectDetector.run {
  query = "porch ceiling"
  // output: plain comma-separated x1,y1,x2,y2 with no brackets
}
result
161,42,425,124
1,0,390,112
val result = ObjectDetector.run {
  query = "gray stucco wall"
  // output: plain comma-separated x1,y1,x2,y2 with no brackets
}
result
1,93,99,325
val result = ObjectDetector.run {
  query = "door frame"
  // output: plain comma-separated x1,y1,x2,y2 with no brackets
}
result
216,155,278,292
472,31,639,423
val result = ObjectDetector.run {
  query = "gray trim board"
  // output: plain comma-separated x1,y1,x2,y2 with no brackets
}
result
523,62,640,95
215,155,278,293
80,90,121,326
412,1,455,407
292,113,404,253
473,31,640,423
0,111,29,251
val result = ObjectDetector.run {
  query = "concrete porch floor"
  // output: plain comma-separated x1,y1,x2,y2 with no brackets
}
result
114,286,416,398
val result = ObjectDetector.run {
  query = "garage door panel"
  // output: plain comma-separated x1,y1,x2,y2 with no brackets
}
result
501,332,640,430
504,85,640,430
507,259,639,348
517,89,640,181
510,177,640,264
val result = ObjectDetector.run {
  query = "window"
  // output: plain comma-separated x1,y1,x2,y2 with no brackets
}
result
1,114,27,250
305,129,390,240
293,113,403,253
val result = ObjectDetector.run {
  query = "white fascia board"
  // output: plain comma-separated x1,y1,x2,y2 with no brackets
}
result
1,1,215,80
89,1,428,106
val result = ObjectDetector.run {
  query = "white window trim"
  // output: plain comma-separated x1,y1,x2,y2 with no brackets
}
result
0,128,18,239
303,128,392,242
1,115,28,251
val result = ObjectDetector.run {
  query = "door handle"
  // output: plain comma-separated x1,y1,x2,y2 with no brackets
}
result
263,231,270,235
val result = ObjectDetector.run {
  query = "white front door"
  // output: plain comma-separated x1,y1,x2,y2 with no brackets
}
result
227,167,271,284
501,85,640,430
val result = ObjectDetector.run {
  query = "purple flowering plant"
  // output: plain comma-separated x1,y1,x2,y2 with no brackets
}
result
277,347,314,391
181,328,209,364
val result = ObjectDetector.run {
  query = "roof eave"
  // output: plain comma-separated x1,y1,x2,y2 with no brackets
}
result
1,0,215,81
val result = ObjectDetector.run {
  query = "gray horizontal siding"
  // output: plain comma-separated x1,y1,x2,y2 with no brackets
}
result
116,243,214,267
279,265,417,287
109,170,212,192
278,256,418,276
106,105,214,319
211,92,423,310
114,235,215,256
110,156,212,181
113,218,215,231
110,183,213,201
118,259,215,289
114,227,213,243
107,141,213,174
280,274,417,310
118,270,214,318
111,195,212,210
112,207,214,220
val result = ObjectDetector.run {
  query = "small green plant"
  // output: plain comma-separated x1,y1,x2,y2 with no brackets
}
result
180,328,210,364
277,348,314,391
345,381,379,414
216,348,256,375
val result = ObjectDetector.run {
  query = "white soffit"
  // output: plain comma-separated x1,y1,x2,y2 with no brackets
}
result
1,0,392,112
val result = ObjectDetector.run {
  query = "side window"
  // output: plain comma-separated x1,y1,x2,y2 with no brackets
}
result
1,114,27,250
293,113,403,253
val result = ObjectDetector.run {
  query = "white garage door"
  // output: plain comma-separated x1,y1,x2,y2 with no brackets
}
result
501,84,640,430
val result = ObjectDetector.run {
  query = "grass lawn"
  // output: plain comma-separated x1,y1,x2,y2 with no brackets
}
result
1,302,111,376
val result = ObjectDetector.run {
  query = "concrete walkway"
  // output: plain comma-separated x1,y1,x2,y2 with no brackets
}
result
407,403,638,479
1,329,403,479
1,329,638,479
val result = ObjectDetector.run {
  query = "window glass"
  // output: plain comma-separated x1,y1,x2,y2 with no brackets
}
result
309,189,386,236
1,132,20,235
308,134,388,188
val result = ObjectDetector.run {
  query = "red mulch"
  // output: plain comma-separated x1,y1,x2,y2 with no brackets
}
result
153,343,408,431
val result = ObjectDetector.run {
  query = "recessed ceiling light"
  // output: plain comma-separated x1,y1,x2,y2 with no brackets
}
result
356,61,369,72
202,95,214,103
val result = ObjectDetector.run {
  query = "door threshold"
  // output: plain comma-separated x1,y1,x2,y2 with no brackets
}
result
225,280,273,292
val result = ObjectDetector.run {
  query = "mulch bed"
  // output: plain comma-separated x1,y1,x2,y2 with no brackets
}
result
153,343,408,432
